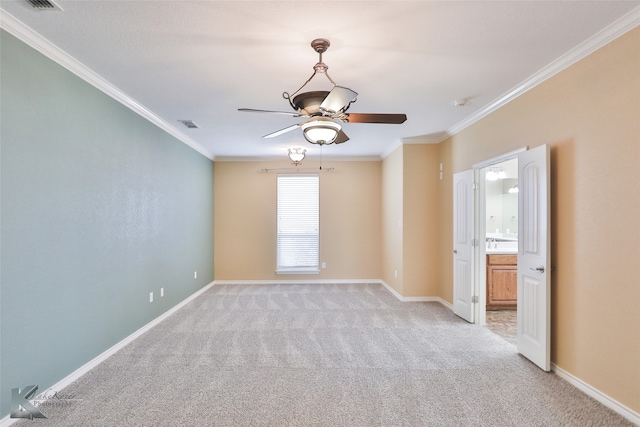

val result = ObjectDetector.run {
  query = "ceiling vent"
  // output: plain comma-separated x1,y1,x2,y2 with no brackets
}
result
26,0,63,11
178,120,199,129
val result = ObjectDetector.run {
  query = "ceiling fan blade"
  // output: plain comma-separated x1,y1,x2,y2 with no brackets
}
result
346,113,407,124
334,130,350,144
320,86,358,113
239,108,303,117
262,122,305,139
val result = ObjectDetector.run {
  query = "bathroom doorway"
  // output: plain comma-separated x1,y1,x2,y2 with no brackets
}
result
481,157,518,345
472,149,525,332
454,145,551,370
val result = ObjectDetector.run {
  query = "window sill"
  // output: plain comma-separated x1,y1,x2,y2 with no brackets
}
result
276,268,320,275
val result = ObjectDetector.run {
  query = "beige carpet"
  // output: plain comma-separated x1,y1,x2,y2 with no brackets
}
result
15,283,632,426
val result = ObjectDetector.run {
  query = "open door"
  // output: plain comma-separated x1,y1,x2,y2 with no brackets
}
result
517,144,551,371
453,170,475,323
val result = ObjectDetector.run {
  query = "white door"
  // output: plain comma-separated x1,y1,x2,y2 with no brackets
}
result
517,145,551,371
453,170,475,323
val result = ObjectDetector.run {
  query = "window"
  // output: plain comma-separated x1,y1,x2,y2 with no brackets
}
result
277,174,319,273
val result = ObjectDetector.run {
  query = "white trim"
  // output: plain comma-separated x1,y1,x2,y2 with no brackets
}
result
213,279,454,310
402,134,444,145
0,413,16,426
442,6,640,142
436,297,454,311
551,363,640,426
380,139,403,159
0,282,215,427
379,279,408,300
401,296,442,303
215,156,381,163
275,269,320,275
213,279,453,309
0,11,215,161
212,279,383,286
472,147,528,169
378,280,451,308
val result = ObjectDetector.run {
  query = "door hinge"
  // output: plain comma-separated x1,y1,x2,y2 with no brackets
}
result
471,296,479,303
472,182,478,190
472,238,479,247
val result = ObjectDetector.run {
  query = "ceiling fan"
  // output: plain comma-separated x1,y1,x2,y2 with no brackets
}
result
239,38,407,145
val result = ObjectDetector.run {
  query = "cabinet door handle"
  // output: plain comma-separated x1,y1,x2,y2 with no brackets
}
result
529,265,545,273
453,249,458,254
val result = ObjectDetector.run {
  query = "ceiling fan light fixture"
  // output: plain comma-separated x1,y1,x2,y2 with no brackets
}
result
288,148,306,166
301,119,341,145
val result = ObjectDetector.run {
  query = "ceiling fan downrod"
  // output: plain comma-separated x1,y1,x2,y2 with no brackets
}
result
283,38,337,108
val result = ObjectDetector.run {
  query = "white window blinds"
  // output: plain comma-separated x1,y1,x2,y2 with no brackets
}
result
277,174,319,273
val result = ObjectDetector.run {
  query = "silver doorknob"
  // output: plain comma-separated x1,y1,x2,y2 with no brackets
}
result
529,265,545,273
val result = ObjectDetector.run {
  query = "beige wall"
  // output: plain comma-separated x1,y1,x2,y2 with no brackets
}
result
380,144,441,297
213,160,382,280
402,144,441,297
437,27,640,412
437,140,454,302
381,147,403,292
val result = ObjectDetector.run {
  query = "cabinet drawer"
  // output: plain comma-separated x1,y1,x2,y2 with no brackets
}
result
487,254,517,265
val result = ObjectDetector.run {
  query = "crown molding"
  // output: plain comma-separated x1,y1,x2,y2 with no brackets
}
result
214,155,381,163
379,134,443,160
380,139,403,159
0,11,215,161
402,134,445,145
445,5,640,140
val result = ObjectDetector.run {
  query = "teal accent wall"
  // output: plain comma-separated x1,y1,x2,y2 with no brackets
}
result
0,30,215,417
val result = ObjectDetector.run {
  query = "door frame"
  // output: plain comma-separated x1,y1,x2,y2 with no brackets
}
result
472,147,527,326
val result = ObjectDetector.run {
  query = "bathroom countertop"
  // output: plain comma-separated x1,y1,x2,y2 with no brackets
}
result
486,248,518,254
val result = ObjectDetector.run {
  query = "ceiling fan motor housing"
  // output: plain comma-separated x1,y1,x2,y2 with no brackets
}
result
292,91,331,116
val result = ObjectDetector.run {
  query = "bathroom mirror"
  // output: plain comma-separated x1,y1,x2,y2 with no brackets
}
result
485,159,518,237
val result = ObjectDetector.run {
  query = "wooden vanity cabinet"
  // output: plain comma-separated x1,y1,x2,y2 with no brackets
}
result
486,254,517,310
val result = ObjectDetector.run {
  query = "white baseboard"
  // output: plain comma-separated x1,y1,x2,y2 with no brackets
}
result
0,281,214,427
214,279,450,309
212,279,383,285
436,297,454,310
551,364,640,426
378,280,451,309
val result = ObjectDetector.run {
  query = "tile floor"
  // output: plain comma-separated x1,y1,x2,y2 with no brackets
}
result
485,309,517,345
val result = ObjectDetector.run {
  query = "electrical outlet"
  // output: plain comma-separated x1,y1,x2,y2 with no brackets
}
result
194,271,198,279
394,270,398,278
160,288,164,297
322,262,326,269
149,292,154,303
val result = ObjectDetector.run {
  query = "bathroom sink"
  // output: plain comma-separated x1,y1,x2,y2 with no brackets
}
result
486,241,518,254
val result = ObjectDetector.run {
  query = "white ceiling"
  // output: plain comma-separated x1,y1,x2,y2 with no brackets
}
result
2,1,639,160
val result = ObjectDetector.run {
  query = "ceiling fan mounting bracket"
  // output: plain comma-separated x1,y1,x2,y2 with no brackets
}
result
311,38,330,54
